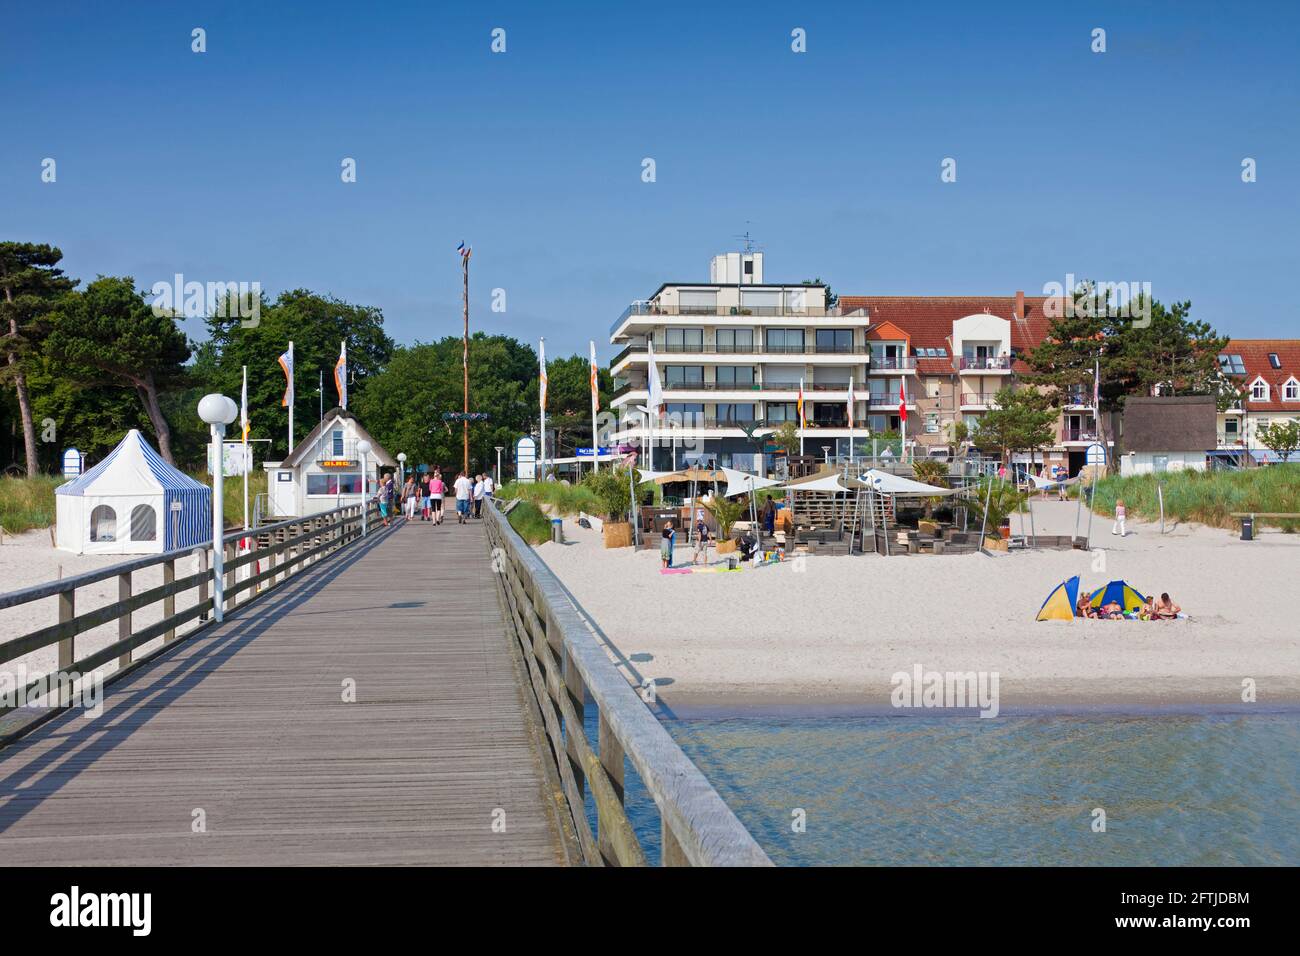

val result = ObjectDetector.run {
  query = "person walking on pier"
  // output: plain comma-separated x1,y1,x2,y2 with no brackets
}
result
472,473,485,518
429,471,445,525
453,471,473,525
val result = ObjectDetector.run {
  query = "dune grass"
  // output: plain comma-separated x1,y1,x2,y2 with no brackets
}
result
496,480,599,517
0,476,62,535
506,500,554,544
1090,466,1300,531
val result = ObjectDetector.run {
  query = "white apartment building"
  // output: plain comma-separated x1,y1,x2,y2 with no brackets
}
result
608,253,870,471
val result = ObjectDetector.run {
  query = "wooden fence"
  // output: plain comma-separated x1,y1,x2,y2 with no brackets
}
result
484,501,773,867
0,503,375,733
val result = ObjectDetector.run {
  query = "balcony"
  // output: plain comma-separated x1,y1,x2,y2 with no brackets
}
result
315,437,365,464
611,341,872,367
960,393,997,409
613,381,862,400
959,355,1012,371
611,300,868,338
1061,427,1100,444
866,356,917,371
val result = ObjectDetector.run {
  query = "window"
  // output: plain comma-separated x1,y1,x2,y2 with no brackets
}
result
715,328,754,352
1250,379,1269,401
307,473,362,496
1224,418,1239,437
677,291,717,314
130,504,157,541
90,505,117,542
664,403,703,425
715,403,755,423
664,366,704,386
1268,353,1281,369
331,429,344,456
1218,354,1246,375
766,402,798,422
1284,379,1299,401
815,329,853,353
916,347,948,358
812,402,846,426
765,328,805,353
663,327,703,352
1153,455,1169,473
714,366,755,386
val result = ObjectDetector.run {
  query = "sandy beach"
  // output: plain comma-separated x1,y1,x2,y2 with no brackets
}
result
0,530,211,694
535,501,1300,710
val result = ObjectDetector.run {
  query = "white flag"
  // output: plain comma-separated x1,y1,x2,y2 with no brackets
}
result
647,340,663,416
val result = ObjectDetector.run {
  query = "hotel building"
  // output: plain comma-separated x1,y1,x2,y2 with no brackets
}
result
609,256,1107,475
1215,340,1300,457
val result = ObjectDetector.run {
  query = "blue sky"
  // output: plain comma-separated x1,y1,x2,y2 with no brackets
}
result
3,0,1296,359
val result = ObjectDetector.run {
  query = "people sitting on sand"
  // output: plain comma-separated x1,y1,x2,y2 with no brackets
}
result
1139,596,1156,621
1153,592,1182,620
1076,596,1097,619
1101,600,1124,620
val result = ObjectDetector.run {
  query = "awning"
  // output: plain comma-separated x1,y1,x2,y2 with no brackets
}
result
778,472,854,493
859,468,955,497
720,466,782,498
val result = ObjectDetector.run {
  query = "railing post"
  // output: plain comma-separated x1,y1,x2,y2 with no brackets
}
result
57,588,74,706
163,558,177,643
598,712,625,864
117,570,132,667
563,642,585,801
197,547,210,620
662,821,688,867
224,541,236,613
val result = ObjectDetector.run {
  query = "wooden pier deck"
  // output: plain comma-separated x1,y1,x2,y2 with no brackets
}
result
0,517,574,866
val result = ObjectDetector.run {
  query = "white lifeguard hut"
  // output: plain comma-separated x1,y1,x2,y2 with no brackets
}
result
262,408,396,520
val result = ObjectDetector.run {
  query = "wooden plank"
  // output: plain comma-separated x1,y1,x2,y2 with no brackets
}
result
117,571,132,668
0,519,567,866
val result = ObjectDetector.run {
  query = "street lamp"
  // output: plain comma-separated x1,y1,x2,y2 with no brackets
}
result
495,445,504,485
822,445,831,465
397,451,407,488
357,439,372,536
198,393,239,623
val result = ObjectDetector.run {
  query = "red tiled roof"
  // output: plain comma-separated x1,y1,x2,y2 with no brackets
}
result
842,295,1061,373
1223,339,1300,413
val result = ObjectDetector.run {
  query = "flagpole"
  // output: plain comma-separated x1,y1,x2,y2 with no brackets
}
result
539,338,547,482
900,378,908,464
848,374,855,471
462,251,470,475
590,341,600,473
241,365,249,531
287,341,294,455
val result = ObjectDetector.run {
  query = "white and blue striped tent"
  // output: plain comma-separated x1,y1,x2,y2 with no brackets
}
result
55,429,212,554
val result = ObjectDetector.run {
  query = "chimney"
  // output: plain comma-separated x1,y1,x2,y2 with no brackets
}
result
1014,290,1025,320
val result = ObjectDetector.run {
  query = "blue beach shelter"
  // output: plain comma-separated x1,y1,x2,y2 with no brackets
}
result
1036,575,1081,621
55,430,212,554
1088,580,1147,614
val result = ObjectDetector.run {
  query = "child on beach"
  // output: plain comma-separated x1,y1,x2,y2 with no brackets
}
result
660,522,675,568
1112,498,1127,537
1139,596,1156,621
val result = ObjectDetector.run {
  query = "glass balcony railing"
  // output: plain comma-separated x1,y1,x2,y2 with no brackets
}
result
959,355,1013,370
610,300,869,337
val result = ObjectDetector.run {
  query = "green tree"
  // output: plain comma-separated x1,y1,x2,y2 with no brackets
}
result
353,334,537,476
971,386,1058,464
541,353,613,458
190,289,395,460
772,420,800,456
911,458,949,518
43,277,190,464
0,243,78,475
1257,420,1300,463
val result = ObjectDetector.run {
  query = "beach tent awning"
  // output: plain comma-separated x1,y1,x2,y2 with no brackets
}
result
859,468,955,497
1088,580,1146,613
720,466,782,498
652,468,726,485
778,473,853,493
1036,576,1081,621
633,468,678,483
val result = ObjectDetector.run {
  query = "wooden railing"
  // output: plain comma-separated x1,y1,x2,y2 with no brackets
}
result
0,502,377,729
483,501,772,867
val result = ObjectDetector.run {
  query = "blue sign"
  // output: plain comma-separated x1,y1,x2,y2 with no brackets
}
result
575,447,610,457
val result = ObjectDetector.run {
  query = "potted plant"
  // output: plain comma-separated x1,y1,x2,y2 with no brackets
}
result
704,496,745,554
969,477,1026,550
583,466,635,548
911,458,949,534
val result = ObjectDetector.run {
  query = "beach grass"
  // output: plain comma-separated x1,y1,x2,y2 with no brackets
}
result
1090,466,1300,530
0,476,62,535
507,500,554,544
496,480,599,517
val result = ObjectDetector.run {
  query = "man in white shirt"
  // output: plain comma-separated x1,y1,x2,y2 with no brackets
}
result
472,474,485,518
483,474,495,498
453,471,473,524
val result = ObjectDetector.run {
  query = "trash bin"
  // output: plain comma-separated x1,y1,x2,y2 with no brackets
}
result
551,517,565,544
1241,514,1253,541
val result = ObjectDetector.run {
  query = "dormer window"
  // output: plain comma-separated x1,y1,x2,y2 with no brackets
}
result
1284,378,1300,402
1250,378,1270,402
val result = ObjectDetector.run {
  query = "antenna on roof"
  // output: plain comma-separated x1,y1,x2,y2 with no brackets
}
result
733,222,762,253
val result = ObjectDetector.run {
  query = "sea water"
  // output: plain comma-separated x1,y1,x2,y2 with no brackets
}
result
584,709,1299,866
